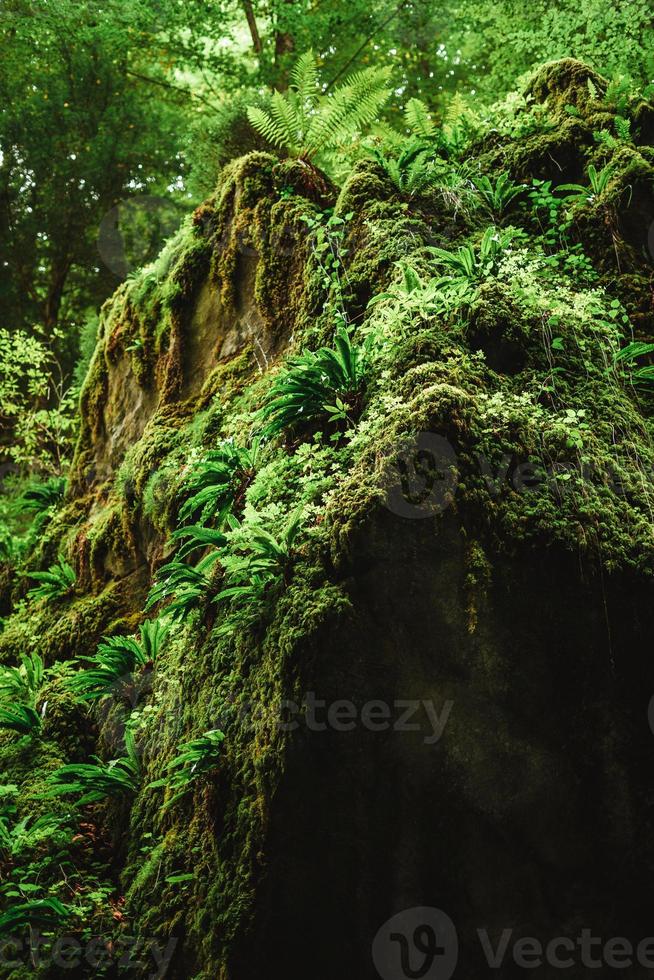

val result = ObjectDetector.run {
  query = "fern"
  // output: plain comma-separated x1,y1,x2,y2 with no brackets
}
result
178,439,260,525
46,732,140,804
0,898,72,937
214,508,305,617
614,341,654,386
247,51,391,164
404,97,437,138
146,550,221,621
26,557,76,604
0,811,65,859
0,652,45,704
67,618,170,702
368,138,447,195
149,729,225,809
470,171,525,219
258,328,369,439
16,476,66,516
0,704,42,736
557,164,614,204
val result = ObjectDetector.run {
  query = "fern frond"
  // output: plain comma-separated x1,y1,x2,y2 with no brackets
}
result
291,49,319,108
246,105,289,150
405,97,435,137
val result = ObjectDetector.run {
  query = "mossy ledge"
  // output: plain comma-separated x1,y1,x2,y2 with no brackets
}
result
2,60,654,979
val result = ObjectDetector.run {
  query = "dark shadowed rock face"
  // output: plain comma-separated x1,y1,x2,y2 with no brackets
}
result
228,511,654,979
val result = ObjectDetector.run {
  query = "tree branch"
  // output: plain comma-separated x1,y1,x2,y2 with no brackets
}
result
241,0,263,55
125,69,218,110
324,2,406,92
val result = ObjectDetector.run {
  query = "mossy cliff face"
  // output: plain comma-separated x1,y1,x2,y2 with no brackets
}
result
2,61,654,979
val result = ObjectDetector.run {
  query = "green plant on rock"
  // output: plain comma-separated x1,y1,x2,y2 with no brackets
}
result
470,171,525,219
146,551,221,622
0,897,72,937
0,652,46,738
301,209,354,327
557,163,614,205
367,263,450,335
0,704,42,737
170,523,228,561
26,557,76,604
246,50,391,165
67,618,170,702
0,652,45,704
149,729,225,809
429,226,513,281
368,139,447,195
528,179,571,250
404,97,438,140
46,732,140,804
614,341,654,387
0,810,66,861
16,476,67,517
178,439,261,525
215,507,305,616
258,328,369,439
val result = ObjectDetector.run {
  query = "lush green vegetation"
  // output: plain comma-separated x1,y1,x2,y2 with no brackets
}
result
1,0,654,973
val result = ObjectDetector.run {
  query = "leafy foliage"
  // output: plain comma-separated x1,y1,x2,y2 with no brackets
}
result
0,704,42,737
0,897,72,937
470,172,525,219
67,619,170,702
368,139,447,195
0,330,77,475
258,328,369,439
16,476,67,516
214,508,305,617
178,439,260,525
26,557,76,604
614,342,654,386
146,550,221,622
246,51,391,164
46,732,140,804
0,652,45,704
0,652,46,737
557,164,614,205
149,729,225,808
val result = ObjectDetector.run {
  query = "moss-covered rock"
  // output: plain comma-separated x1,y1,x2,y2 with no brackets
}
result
3,59,654,978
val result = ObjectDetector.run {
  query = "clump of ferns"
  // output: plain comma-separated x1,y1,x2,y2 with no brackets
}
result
149,729,225,811
0,652,47,738
46,729,141,804
67,618,170,705
176,437,262,526
257,327,371,444
213,507,306,635
25,556,76,605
